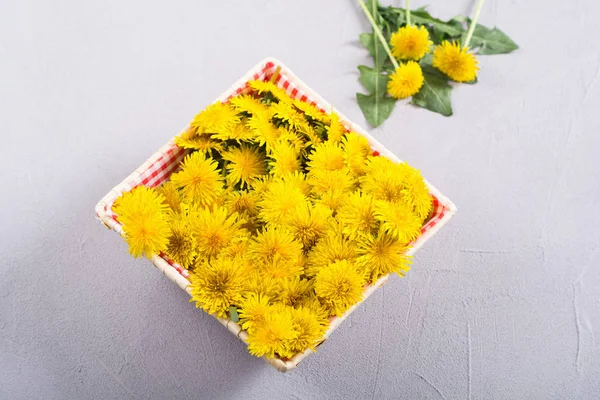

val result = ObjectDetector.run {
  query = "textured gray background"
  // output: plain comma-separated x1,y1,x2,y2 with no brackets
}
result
1,0,599,399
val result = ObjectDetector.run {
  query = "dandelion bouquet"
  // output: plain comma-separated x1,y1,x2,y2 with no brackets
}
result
96,59,456,371
357,0,518,126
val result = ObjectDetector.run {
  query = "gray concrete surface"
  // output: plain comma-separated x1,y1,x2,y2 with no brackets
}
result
1,0,599,399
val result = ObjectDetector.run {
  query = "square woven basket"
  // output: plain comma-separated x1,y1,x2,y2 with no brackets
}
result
95,58,457,372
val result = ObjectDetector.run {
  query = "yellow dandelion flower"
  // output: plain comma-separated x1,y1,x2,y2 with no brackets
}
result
316,189,350,214
360,156,405,202
374,200,422,244
247,311,297,358
261,304,298,358
229,94,269,116
387,61,424,99
222,145,266,188
281,126,307,154
390,25,432,60
268,302,292,316
251,174,275,197
189,206,245,259
210,189,229,209
157,181,181,211
314,260,364,316
249,227,304,279
342,132,372,176
248,80,291,102
432,40,479,82
282,202,333,249
277,277,313,307
260,261,305,286
361,157,432,220
238,293,271,333
268,139,301,176
174,129,223,154
189,256,245,318
190,102,240,135
246,271,280,299
165,214,196,268
219,235,252,261
356,229,412,282
308,168,356,195
336,191,378,239
246,111,281,152
271,100,307,131
212,121,255,142
326,113,346,143
224,190,260,217
296,295,331,322
293,100,331,125
396,163,432,221
113,186,171,258
258,178,307,225
307,141,345,172
295,122,322,147
288,306,329,354
170,151,224,207
279,171,310,195
305,227,357,277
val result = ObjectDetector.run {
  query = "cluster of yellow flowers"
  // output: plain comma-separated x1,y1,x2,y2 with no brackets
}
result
387,25,479,99
113,79,432,359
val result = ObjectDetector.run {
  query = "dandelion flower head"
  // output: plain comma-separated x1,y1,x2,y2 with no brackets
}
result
238,293,271,333
113,186,171,258
432,40,479,82
247,311,297,358
390,24,432,60
222,145,266,188
356,229,412,282
170,151,223,206
189,256,246,318
374,200,422,244
314,260,364,316
189,206,245,259
165,213,196,268
288,306,328,354
190,101,239,135
387,61,424,99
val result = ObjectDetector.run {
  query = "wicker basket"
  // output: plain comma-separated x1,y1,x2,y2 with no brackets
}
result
95,58,457,372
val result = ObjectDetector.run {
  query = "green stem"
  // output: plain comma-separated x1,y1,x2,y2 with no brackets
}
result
464,0,486,48
358,0,400,70
406,0,411,26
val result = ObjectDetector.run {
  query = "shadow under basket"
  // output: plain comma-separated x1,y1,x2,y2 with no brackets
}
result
95,57,457,372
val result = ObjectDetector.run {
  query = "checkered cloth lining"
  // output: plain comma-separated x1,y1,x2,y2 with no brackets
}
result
99,60,448,279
